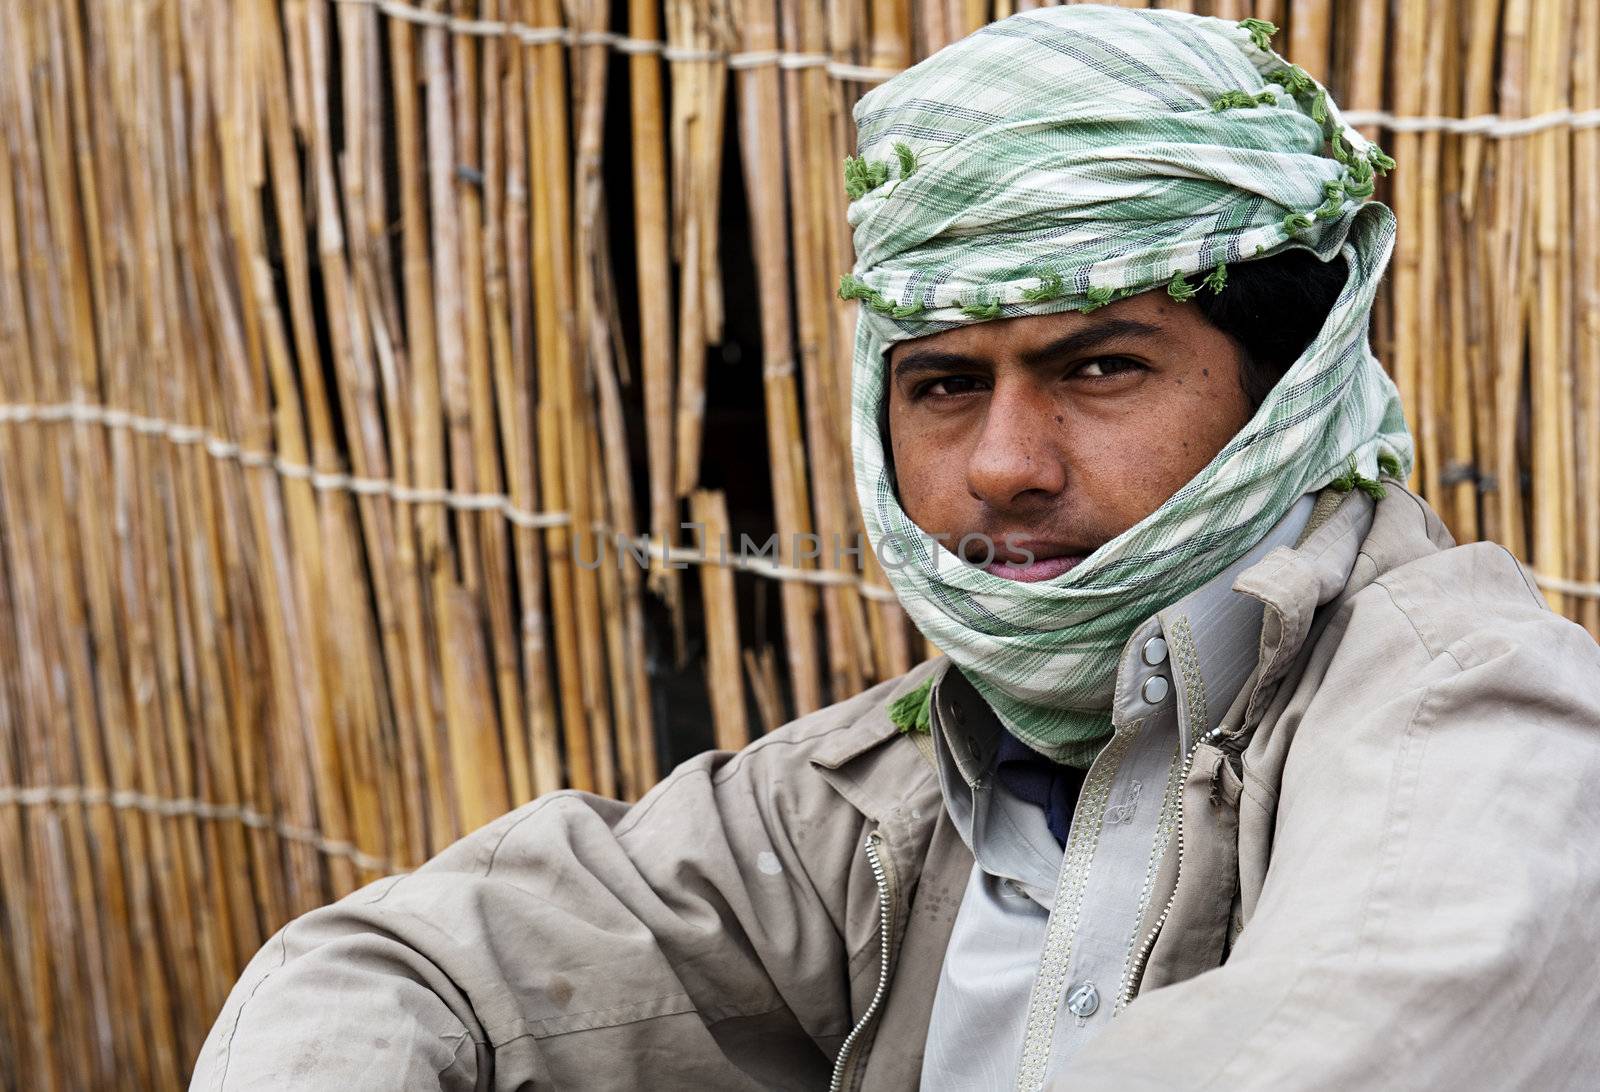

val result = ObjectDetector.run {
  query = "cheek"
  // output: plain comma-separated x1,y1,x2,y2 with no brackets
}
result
889,410,968,534
1178,359,1256,458
1067,417,1180,527
1070,364,1251,528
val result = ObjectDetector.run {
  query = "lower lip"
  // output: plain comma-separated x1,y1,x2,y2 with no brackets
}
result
983,554,1085,583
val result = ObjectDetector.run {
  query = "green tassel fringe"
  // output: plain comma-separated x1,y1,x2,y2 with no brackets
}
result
1266,64,1316,98
893,142,918,179
1239,17,1278,51
843,155,889,200
844,142,921,201
959,295,1004,319
838,274,925,318
1081,285,1116,312
1212,88,1277,111
1330,455,1388,501
887,678,933,734
1021,269,1066,302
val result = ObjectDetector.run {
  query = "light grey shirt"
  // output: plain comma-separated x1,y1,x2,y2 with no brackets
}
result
919,493,1316,1091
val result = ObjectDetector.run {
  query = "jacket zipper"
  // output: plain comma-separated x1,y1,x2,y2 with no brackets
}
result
828,829,895,1092
1119,726,1222,1010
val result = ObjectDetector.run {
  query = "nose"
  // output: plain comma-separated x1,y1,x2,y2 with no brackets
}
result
966,380,1067,510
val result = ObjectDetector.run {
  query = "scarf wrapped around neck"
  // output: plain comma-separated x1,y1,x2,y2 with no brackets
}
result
844,5,1413,767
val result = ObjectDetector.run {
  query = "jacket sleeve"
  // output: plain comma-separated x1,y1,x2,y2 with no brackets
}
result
1052,575,1600,1090
189,718,876,1091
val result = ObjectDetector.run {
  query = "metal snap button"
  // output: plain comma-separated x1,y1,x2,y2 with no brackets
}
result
1065,981,1100,1018
1142,636,1169,666
1141,675,1170,704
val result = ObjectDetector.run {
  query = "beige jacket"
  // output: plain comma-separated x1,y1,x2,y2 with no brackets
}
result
192,487,1600,1090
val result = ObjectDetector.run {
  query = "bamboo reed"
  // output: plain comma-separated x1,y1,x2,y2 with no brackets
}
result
525,0,599,798
629,0,687,668
743,644,787,735
781,0,868,702
494,0,566,802
691,490,750,750
735,0,824,716
1573,0,1600,638
1528,0,1575,620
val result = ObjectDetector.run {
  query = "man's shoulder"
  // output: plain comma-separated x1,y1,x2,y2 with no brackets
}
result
731,655,946,769
706,656,947,825
1367,490,1589,651
1330,488,1600,693
405,659,947,887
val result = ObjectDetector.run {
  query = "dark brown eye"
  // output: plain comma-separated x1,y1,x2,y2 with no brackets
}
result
1076,356,1144,379
919,375,986,398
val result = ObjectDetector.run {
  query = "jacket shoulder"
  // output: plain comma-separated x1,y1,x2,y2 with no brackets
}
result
702,656,945,823
731,659,927,760
1367,510,1590,676
1327,487,1592,674
397,658,947,887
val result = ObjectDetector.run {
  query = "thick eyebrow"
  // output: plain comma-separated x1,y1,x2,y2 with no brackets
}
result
1018,319,1164,366
891,317,1165,382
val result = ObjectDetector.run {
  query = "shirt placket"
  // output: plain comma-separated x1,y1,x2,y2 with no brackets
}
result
1014,620,1184,1089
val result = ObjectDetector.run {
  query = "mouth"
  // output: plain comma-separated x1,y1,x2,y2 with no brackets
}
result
970,539,1094,583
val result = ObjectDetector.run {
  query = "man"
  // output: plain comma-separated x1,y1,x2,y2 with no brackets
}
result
193,7,1600,1090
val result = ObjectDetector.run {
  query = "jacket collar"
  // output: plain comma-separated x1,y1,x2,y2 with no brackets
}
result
809,656,948,823
808,484,1447,809
931,493,1321,771
1230,485,1378,728
1118,492,1317,747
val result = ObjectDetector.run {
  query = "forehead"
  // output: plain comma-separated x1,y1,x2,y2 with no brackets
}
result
885,290,1212,365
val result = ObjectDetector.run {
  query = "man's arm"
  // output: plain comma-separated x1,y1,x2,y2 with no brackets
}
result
190,722,875,1091
1054,584,1600,1089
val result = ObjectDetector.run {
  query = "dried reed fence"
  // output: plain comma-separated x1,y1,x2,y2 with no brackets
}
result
0,0,1595,1086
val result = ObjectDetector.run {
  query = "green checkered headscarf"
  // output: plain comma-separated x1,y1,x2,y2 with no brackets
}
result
844,6,1412,767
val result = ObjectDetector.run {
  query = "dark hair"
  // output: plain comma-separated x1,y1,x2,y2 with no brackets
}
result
1195,248,1349,409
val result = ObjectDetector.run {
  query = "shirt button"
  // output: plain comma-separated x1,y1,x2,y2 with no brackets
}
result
1065,981,1100,1018
1141,675,1170,704
1142,636,1169,666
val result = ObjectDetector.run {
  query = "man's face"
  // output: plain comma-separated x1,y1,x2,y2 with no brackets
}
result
885,290,1254,582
